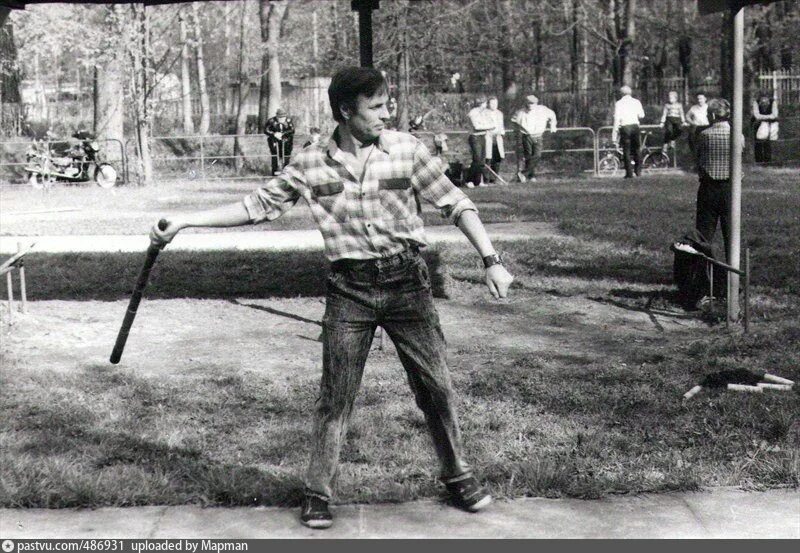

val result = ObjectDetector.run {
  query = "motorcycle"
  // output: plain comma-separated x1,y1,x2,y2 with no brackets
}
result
25,130,118,189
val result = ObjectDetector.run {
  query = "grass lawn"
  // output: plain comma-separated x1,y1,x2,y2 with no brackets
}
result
0,169,798,508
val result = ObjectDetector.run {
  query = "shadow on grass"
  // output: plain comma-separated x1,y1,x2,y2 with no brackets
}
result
22,249,447,301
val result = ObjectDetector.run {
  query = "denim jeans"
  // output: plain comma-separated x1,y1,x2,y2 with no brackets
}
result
304,249,470,499
521,134,543,178
696,176,731,261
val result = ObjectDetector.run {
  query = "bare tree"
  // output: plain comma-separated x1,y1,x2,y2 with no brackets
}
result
233,0,249,173
130,2,153,185
1,17,22,135
191,2,210,134
258,0,289,131
178,8,194,134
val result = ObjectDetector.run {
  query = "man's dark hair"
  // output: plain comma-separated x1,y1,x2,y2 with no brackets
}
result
328,67,388,123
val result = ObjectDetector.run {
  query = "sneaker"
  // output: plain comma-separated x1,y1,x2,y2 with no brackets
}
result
300,494,333,529
528,176,537,182
517,172,526,183
443,474,492,512
465,181,475,188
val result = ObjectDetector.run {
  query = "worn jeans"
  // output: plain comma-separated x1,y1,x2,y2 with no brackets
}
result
521,134,544,178
304,249,470,499
468,134,490,185
696,176,731,261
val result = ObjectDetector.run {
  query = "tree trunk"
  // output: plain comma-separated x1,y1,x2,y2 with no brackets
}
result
94,61,124,145
224,3,233,115
395,3,410,132
0,19,22,134
569,0,580,94
178,9,194,134
498,0,516,103
621,0,636,86
258,0,289,129
191,2,210,134
131,3,153,186
234,0,249,173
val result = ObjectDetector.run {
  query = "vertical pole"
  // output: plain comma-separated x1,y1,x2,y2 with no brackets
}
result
727,6,743,325
6,270,13,319
744,247,750,334
357,7,373,68
17,243,27,314
200,134,205,180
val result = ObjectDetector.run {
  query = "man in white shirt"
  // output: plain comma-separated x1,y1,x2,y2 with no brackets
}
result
511,95,557,182
467,97,496,187
686,93,709,159
611,85,645,178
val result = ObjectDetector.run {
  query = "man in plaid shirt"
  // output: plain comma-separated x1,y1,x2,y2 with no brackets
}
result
151,67,513,529
695,98,742,260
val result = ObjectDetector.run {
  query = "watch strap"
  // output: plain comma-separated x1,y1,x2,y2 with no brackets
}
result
482,253,503,269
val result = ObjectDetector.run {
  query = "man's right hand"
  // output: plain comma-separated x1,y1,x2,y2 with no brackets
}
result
150,217,183,247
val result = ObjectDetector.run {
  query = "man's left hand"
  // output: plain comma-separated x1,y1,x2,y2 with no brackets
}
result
485,264,514,299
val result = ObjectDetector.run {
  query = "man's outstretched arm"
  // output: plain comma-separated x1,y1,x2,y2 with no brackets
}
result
150,201,251,245
456,210,514,299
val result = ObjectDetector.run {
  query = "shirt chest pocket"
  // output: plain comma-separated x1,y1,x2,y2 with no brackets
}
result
311,179,348,223
378,178,416,220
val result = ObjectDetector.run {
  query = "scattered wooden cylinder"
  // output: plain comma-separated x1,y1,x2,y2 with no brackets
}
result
683,385,703,400
757,383,793,391
727,383,762,393
764,373,794,386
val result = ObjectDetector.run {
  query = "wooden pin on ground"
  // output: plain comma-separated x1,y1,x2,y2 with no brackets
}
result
763,373,794,386
683,385,703,400
727,383,763,393
757,383,793,391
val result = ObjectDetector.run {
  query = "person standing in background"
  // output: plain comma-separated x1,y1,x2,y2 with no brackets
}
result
467,97,496,187
485,96,505,183
694,98,744,261
511,94,557,183
265,108,295,175
686,92,709,157
611,85,645,179
660,91,686,154
752,92,779,164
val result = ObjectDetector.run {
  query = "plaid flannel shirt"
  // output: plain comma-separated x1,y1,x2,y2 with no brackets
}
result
697,121,731,180
243,129,478,261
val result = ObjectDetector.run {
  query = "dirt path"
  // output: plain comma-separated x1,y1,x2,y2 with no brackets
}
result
1,285,703,382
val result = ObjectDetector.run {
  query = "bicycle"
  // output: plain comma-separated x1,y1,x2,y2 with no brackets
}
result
598,131,671,177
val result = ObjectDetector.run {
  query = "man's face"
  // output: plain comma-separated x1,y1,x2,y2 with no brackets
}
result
277,116,287,123
488,98,498,110
697,95,706,106
527,100,537,110
343,91,390,142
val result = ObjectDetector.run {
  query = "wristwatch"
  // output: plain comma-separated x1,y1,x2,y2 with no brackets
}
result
482,253,503,269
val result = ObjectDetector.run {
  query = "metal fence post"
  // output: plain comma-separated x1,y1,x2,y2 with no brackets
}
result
200,134,205,180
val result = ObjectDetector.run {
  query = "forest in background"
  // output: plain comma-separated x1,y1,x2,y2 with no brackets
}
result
1,0,798,182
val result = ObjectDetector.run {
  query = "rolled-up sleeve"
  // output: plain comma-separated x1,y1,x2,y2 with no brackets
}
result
410,141,478,225
242,166,303,223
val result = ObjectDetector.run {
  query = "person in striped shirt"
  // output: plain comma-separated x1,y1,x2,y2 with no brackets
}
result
660,91,686,154
150,67,513,530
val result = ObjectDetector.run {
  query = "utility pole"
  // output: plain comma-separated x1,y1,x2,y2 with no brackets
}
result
351,0,379,68
727,5,744,324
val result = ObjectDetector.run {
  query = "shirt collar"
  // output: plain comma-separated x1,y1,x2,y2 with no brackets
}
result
327,126,389,159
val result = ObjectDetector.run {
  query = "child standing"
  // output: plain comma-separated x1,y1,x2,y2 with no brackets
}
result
660,91,686,154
